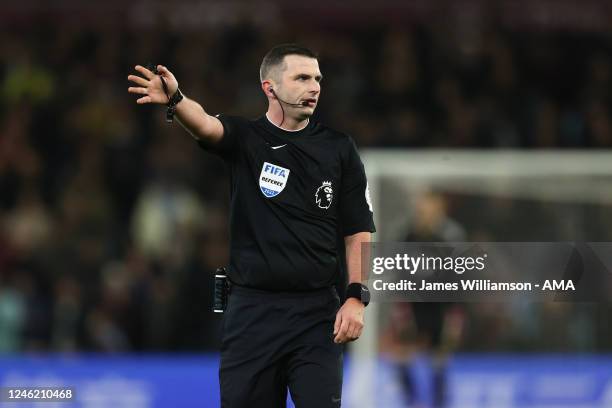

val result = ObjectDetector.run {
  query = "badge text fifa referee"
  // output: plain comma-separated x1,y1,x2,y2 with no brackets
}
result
128,44,375,408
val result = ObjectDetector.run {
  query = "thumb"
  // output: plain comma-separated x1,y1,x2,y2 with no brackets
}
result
334,312,342,335
157,65,172,78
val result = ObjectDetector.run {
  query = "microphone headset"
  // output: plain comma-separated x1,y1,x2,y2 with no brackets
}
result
270,88,310,107
269,87,310,128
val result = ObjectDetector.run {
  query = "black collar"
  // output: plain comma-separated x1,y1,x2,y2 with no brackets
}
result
257,115,315,140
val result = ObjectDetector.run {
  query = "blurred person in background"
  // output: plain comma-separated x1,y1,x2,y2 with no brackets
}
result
128,43,375,407
380,192,466,408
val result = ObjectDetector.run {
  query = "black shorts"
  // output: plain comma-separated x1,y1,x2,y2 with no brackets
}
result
219,285,343,408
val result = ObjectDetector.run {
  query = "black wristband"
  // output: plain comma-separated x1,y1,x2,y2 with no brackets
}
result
166,88,184,123
346,283,370,307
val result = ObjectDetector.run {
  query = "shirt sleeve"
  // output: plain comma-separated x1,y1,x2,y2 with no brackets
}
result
196,114,244,160
339,137,376,236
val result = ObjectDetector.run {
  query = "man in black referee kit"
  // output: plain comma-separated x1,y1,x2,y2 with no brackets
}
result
128,44,375,407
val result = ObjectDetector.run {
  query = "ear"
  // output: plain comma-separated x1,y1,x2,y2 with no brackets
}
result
261,80,275,98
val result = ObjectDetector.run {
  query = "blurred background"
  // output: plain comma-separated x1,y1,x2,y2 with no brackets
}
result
2,0,612,407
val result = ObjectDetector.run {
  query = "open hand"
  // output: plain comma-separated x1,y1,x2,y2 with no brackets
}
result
128,65,178,105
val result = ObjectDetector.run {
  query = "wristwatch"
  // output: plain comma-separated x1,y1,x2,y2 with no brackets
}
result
346,283,370,307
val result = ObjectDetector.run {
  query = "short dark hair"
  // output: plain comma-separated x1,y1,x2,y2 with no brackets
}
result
259,44,318,82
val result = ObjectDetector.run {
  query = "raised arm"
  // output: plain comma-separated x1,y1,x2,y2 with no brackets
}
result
128,64,224,143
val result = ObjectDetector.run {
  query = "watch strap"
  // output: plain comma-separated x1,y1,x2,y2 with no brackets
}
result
346,283,370,307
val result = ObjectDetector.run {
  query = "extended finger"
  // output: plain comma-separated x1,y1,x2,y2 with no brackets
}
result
135,65,154,80
136,96,152,104
128,87,148,95
128,75,149,87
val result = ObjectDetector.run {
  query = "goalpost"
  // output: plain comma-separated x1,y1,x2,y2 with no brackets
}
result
347,149,612,408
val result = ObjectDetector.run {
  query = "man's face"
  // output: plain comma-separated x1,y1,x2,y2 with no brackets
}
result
276,55,322,119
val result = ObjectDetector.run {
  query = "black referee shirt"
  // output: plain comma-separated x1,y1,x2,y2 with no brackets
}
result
198,115,375,291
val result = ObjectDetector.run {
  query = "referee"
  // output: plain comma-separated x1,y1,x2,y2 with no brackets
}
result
128,44,375,408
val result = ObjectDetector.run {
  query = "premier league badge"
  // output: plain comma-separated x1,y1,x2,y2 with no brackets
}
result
315,181,333,209
259,161,290,198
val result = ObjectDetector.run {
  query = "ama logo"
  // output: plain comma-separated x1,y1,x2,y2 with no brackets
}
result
259,162,290,198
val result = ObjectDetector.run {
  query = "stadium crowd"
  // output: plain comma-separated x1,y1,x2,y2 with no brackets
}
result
1,16,612,352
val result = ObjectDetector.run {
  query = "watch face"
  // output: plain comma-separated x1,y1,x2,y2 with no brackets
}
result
361,284,371,304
